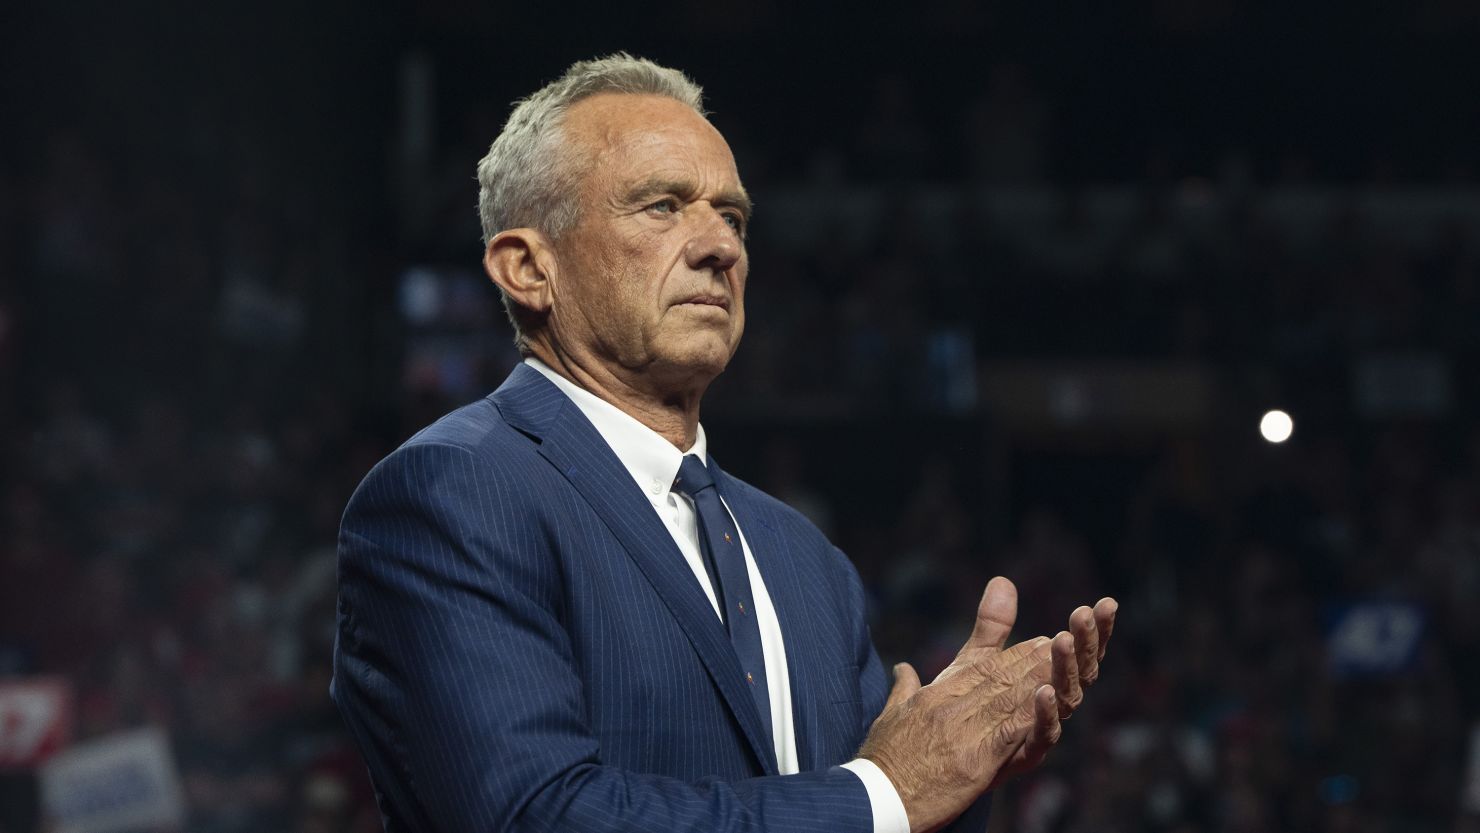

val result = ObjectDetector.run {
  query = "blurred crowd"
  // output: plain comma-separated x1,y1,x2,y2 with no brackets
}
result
4,25,1480,833
0,134,389,832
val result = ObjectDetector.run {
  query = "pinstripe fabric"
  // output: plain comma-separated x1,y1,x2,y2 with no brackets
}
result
330,364,889,832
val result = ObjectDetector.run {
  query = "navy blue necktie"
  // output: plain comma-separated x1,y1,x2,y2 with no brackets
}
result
672,454,772,742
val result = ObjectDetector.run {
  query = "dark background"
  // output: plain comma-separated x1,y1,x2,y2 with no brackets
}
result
3,1,1479,831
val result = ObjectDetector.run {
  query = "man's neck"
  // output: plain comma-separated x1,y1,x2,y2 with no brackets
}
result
526,345,704,451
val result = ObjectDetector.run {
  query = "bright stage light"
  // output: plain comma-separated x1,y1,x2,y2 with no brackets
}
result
1260,410,1293,443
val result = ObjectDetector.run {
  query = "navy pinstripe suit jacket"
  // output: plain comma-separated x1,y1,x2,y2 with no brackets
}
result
330,363,900,831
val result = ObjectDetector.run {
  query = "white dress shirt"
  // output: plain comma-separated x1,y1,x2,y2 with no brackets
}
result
526,359,909,833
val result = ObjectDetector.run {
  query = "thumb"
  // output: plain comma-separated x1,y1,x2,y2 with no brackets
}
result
963,576,1018,652
885,662,921,711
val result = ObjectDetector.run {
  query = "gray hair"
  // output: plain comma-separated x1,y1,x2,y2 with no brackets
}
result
476,53,707,245
475,53,707,352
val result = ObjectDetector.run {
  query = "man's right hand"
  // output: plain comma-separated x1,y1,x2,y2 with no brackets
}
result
857,577,1113,833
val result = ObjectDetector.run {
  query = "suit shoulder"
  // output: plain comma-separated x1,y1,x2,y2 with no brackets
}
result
348,396,541,512
399,395,529,456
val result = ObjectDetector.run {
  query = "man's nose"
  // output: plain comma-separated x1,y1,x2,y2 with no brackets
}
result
682,206,742,274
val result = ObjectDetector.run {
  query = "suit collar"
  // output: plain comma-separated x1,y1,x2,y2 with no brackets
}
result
487,362,570,440
522,358,710,503
491,365,781,775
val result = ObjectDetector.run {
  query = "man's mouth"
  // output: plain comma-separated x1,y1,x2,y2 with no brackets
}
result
677,295,730,311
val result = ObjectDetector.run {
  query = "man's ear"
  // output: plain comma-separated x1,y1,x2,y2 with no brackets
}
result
484,228,556,316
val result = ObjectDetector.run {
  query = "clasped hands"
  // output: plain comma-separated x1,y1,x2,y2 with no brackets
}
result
858,576,1118,833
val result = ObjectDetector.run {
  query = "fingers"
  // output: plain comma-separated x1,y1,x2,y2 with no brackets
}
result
985,677,1070,789
975,597,1118,792
1093,597,1118,661
885,662,922,712
999,635,1054,686
1070,605,1100,686
985,662,1056,759
962,576,1018,652
1001,634,1051,662
974,636,1053,703
1051,630,1082,719
956,636,1051,723
1020,683,1062,767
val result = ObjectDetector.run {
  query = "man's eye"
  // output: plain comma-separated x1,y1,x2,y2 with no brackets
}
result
649,199,679,214
722,213,745,234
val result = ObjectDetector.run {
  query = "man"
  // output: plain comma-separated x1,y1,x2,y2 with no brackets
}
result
331,54,1118,832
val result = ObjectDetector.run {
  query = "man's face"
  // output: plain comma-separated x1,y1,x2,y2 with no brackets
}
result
547,93,750,390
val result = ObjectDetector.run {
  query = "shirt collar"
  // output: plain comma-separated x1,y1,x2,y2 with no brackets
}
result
524,357,707,499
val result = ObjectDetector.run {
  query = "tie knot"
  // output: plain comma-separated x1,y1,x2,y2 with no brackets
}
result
672,454,716,498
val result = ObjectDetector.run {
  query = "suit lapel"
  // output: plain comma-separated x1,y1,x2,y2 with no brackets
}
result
710,458,823,773
490,366,779,775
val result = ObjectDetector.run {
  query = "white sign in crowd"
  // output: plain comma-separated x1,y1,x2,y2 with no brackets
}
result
38,726,186,833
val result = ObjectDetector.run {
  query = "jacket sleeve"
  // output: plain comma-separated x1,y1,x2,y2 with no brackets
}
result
330,441,875,833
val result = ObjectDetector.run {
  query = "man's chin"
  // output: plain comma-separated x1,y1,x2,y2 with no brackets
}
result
648,341,735,384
